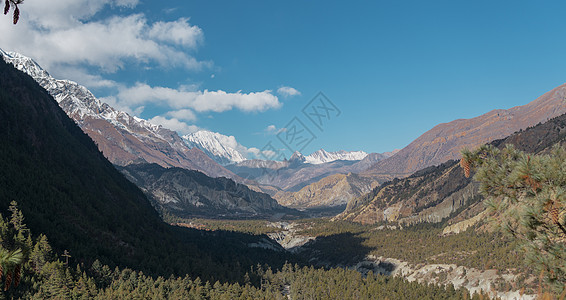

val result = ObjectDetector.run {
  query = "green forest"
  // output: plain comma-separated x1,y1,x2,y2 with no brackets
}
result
0,202,489,299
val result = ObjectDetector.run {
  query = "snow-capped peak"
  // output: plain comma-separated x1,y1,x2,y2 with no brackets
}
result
289,151,306,163
0,49,188,155
0,49,50,80
305,149,368,164
182,130,247,165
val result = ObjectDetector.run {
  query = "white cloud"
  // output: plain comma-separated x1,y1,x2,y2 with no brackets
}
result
148,18,203,49
148,116,200,135
0,0,286,148
166,109,197,122
0,1,207,82
247,147,260,156
114,83,281,113
24,0,139,29
277,86,301,98
264,124,286,135
192,90,281,112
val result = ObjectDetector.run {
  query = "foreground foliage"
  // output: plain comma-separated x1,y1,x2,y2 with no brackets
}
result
462,144,566,293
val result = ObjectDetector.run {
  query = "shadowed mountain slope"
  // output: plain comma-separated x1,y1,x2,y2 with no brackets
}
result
119,163,297,219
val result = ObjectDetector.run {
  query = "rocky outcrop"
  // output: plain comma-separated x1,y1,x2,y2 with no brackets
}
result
354,256,535,300
442,210,488,235
266,222,315,252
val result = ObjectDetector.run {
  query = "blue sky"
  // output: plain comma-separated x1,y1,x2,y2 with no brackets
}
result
1,1,566,157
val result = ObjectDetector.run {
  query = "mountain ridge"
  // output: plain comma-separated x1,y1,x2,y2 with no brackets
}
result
363,84,566,177
304,149,369,164
339,111,566,226
0,49,241,181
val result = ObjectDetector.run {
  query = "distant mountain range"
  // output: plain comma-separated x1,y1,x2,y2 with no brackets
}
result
182,131,375,167
8,48,565,218
304,149,368,164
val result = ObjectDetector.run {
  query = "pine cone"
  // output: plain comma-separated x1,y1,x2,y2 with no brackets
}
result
3,0,9,15
460,158,471,178
4,271,12,291
0,264,3,281
549,207,560,224
12,6,18,24
13,264,20,287
544,200,561,224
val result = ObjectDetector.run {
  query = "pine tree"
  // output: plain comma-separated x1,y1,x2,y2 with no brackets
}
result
461,144,566,292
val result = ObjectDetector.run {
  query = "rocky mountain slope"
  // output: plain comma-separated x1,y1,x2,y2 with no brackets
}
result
364,84,566,178
119,163,295,218
339,112,566,225
273,173,379,209
0,49,240,180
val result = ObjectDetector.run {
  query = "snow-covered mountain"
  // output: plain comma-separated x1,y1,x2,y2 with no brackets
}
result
1,50,169,139
0,49,239,180
305,149,368,164
182,131,247,165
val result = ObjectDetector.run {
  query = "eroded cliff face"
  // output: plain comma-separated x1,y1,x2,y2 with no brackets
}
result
364,84,566,177
354,256,535,300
